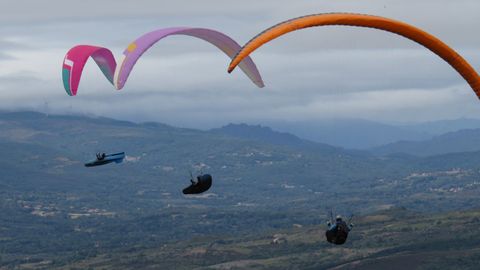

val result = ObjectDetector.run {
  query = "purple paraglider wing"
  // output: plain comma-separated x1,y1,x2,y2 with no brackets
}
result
114,27,264,89
62,45,117,96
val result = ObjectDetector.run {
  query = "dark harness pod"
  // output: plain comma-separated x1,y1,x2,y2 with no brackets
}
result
325,221,349,245
182,174,212,194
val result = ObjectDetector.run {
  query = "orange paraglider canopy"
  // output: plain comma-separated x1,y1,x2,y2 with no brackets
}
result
228,13,480,98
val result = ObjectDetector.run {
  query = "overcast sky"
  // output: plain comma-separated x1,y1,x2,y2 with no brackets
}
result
0,0,479,128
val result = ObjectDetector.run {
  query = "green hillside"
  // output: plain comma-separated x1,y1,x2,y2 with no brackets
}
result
1,111,480,269
53,208,480,270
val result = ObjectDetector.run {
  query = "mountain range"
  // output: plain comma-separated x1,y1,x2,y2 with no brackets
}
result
263,118,480,149
2,111,480,269
371,128,480,156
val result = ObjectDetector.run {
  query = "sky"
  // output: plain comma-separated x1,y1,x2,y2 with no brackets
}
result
0,0,479,128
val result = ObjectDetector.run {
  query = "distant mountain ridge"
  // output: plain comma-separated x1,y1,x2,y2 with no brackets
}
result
3,111,480,158
264,118,480,149
7,110,480,150
210,123,341,153
371,128,480,157
264,119,429,149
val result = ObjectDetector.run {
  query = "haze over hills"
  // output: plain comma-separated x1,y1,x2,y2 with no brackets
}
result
263,118,480,149
210,123,342,154
264,119,429,149
400,118,480,135
371,128,480,157
2,111,480,269
212,122,480,158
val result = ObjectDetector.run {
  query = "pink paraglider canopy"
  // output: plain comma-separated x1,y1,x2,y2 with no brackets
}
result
62,27,264,96
62,45,116,96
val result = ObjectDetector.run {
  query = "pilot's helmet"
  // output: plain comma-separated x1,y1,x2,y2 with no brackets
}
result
335,215,342,221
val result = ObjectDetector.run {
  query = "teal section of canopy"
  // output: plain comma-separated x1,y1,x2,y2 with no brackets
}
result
62,68,72,96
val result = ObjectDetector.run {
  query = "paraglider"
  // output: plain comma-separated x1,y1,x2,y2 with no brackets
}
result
325,212,354,245
84,152,125,167
62,27,264,96
182,172,213,194
114,27,264,90
228,13,480,98
62,45,116,96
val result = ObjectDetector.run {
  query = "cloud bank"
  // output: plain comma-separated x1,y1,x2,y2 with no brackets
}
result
0,0,479,128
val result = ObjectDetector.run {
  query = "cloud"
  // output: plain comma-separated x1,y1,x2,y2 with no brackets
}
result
0,39,31,61
0,53,14,61
0,0,479,127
